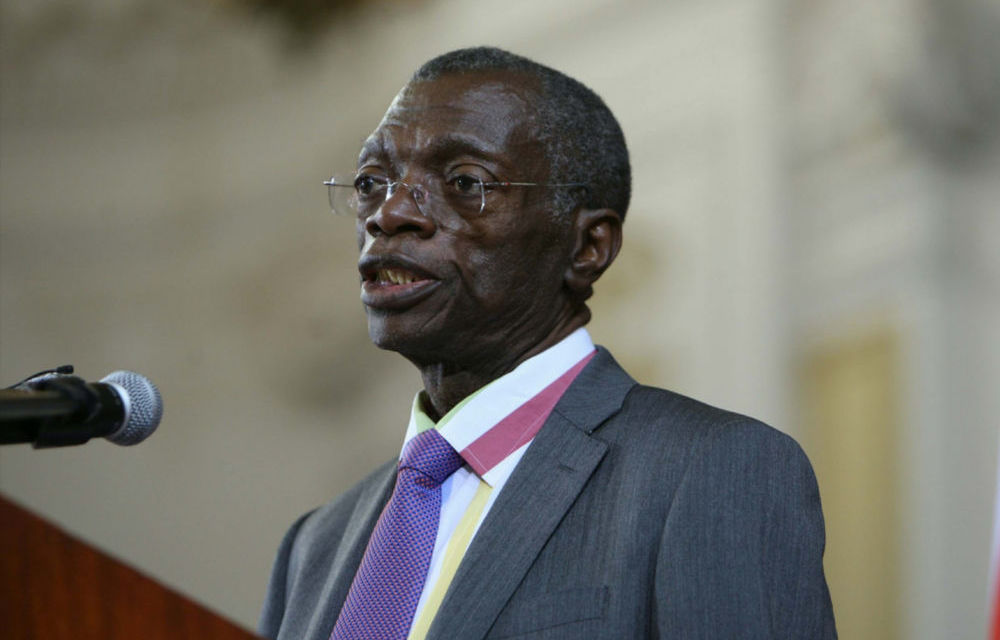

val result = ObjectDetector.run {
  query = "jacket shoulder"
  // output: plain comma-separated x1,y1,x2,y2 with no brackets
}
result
613,383,804,456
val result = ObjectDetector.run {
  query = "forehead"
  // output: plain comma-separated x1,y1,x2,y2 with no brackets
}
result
360,71,544,171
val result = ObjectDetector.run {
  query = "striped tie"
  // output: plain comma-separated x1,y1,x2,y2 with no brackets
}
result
331,429,464,640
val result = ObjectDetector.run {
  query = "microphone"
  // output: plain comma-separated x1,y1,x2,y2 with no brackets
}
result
0,369,163,448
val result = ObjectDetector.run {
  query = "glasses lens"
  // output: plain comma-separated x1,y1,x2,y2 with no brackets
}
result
437,175,486,215
326,174,488,217
326,175,359,216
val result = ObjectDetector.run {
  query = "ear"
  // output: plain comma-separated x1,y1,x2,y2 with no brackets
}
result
564,208,623,301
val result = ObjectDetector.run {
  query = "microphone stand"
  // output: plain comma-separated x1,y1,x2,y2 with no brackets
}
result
0,376,117,447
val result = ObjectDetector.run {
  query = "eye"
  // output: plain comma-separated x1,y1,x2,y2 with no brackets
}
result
448,174,484,196
354,174,387,197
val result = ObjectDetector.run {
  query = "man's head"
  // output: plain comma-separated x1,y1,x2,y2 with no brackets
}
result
354,47,630,375
410,48,631,221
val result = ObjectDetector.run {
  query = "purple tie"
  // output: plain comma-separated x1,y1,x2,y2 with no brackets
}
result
331,429,464,640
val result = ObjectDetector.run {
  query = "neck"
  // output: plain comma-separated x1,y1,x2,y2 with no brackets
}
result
415,313,589,422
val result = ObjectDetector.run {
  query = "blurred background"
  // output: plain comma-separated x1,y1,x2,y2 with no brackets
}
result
1,0,997,637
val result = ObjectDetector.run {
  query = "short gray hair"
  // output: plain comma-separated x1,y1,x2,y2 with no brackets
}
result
411,47,631,221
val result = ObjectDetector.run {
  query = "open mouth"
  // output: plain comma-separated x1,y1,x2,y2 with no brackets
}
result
359,259,441,310
371,268,424,285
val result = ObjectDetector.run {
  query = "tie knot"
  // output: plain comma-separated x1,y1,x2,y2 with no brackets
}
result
399,429,464,485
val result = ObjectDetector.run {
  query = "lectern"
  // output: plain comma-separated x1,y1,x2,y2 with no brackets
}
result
0,494,262,639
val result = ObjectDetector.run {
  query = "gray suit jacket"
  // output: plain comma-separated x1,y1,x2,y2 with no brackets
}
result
259,348,836,639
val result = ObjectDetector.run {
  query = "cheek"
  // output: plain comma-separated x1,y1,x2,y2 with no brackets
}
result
449,214,571,307
461,237,562,303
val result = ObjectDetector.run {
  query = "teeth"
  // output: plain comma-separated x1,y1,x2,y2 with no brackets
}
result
377,269,417,284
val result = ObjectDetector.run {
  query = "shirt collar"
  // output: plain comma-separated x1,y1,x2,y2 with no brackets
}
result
404,327,595,485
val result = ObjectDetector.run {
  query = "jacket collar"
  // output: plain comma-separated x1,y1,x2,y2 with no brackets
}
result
425,346,636,640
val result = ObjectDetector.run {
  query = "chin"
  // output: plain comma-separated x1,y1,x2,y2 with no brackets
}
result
366,322,402,352
368,331,411,354
366,315,442,360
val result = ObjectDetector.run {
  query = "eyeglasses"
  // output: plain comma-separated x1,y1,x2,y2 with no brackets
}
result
323,173,587,218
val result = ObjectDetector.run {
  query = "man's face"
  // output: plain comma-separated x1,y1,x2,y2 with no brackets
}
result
355,71,574,368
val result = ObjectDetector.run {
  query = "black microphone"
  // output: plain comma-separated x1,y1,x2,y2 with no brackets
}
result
0,370,163,448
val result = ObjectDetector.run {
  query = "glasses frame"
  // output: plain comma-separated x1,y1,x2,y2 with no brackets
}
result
323,174,588,218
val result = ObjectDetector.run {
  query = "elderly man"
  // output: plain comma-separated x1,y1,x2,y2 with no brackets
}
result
259,47,836,640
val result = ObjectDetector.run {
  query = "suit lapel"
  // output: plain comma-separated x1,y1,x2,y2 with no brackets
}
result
425,348,635,640
304,461,396,640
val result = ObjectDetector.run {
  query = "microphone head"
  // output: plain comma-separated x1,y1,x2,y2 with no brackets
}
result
100,370,163,445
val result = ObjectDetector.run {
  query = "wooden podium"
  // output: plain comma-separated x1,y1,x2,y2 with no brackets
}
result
0,494,262,639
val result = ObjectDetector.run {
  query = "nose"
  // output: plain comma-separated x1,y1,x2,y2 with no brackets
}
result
364,181,436,238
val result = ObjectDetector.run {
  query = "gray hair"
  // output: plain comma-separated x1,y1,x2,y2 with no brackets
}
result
411,47,631,221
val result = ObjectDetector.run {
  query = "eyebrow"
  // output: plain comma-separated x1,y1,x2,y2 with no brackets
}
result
358,136,388,167
424,134,502,163
357,131,506,171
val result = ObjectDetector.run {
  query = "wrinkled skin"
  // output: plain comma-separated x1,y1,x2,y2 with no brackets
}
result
355,71,621,419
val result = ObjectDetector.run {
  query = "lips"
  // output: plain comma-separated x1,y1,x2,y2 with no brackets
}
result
359,255,441,310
